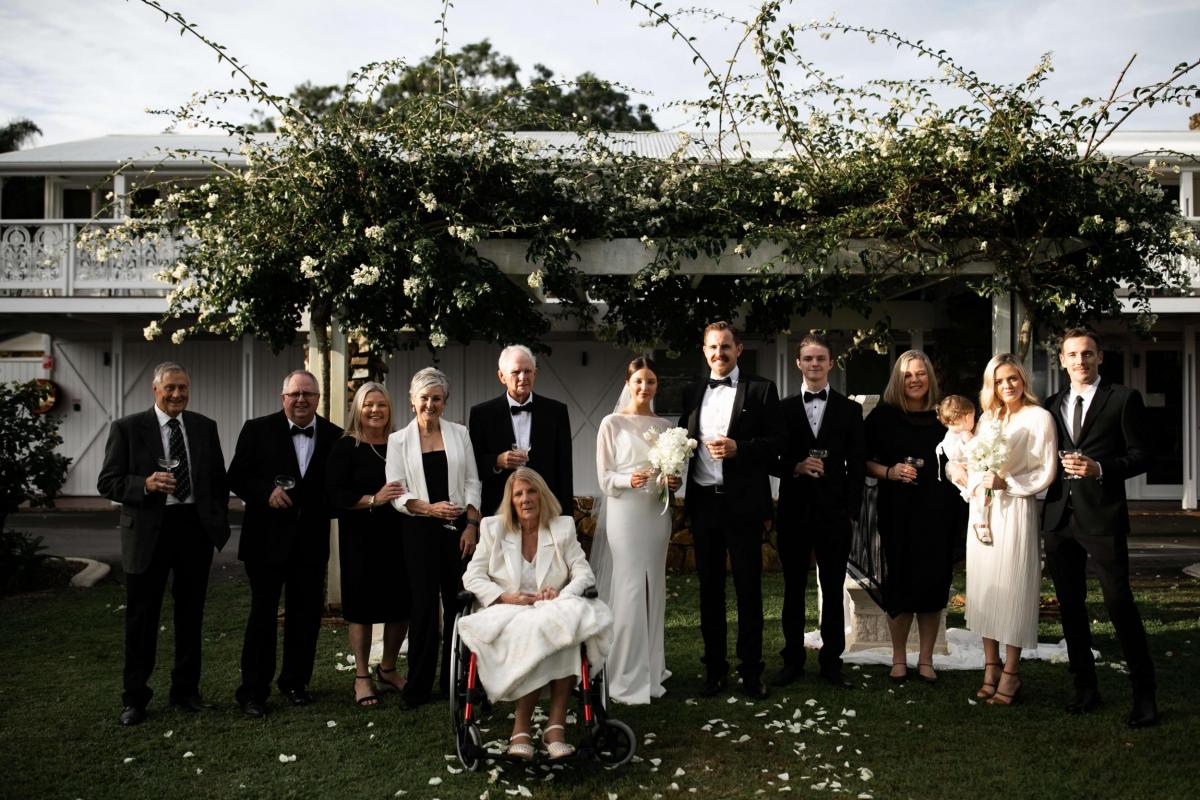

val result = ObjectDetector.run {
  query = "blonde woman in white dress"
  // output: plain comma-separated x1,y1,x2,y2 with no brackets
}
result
966,353,1057,706
592,356,681,704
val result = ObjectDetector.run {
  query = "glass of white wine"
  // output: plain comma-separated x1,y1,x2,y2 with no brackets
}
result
1058,448,1083,480
904,456,925,485
157,456,180,471
809,449,828,477
274,475,296,491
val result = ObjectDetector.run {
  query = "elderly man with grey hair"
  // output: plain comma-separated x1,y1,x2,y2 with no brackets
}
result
98,361,231,726
469,344,574,518
228,369,343,717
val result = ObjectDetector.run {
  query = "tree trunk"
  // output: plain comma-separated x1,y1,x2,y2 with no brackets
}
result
1016,304,1034,362
309,302,332,419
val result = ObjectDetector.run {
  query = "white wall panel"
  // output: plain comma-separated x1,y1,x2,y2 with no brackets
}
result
0,359,43,384
50,340,114,497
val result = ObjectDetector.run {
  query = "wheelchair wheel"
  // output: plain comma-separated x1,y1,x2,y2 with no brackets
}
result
593,718,636,766
456,721,485,771
448,614,468,728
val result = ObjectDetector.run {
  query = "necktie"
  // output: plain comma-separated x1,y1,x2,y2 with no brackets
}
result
166,418,191,501
1072,395,1084,444
510,404,532,416
291,425,314,437
804,389,828,403
707,377,732,389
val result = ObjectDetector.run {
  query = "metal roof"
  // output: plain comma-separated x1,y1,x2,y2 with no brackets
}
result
0,130,1196,174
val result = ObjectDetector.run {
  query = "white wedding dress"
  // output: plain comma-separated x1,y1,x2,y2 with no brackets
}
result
591,412,673,704
965,405,1057,650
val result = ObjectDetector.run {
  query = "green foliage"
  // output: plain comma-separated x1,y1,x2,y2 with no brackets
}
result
0,117,42,153
0,381,70,530
0,529,53,594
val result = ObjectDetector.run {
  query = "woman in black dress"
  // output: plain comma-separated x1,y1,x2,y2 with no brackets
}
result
326,381,409,706
864,350,957,685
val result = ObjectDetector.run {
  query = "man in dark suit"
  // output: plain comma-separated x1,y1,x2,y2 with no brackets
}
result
228,369,343,716
97,361,230,726
468,344,573,517
1042,328,1157,727
679,321,783,699
771,334,864,689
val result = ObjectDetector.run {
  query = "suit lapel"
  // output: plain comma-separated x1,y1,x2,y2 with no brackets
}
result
277,412,303,478
500,533,522,594
814,391,838,443
1080,384,1113,444
728,378,748,433
138,408,166,462
1046,389,1073,445
686,382,702,438
534,527,556,589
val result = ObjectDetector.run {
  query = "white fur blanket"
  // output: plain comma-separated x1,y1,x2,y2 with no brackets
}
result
456,595,614,701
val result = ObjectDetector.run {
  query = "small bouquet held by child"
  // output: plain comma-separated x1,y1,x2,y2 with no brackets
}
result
643,426,699,514
962,417,1008,545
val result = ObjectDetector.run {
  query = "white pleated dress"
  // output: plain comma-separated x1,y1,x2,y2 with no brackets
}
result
591,413,673,704
965,406,1057,650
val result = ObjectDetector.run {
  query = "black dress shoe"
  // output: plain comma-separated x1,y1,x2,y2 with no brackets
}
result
699,673,728,697
819,669,853,689
239,699,268,718
1065,685,1102,715
119,706,146,726
170,694,215,713
280,687,313,706
740,678,769,699
1126,694,1158,728
771,664,804,687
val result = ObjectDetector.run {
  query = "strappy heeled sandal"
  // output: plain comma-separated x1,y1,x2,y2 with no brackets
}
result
987,669,1022,706
354,674,380,707
506,731,534,760
917,661,939,685
975,661,1002,699
889,659,909,684
542,723,575,759
373,663,406,692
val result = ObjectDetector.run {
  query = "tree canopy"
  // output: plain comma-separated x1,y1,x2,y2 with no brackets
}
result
0,118,42,153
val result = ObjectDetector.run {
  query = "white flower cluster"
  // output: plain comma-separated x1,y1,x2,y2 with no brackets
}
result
143,320,162,341
402,276,422,297
299,255,320,278
527,270,544,289
643,426,698,480
446,225,478,242
418,192,438,212
1001,187,1022,207
207,194,219,208
963,417,1007,475
364,225,385,241
351,263,381,286
429,330,448,349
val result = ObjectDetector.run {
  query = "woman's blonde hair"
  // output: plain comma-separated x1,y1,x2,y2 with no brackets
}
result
495,467,562,531
979,353,1039,418
344,381,395,441
881,350,941,412
936,395,975,427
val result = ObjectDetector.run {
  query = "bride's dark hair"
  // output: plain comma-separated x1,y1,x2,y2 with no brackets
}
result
626,354,657,380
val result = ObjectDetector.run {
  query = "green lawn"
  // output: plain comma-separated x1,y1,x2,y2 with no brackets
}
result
1,567,1196,800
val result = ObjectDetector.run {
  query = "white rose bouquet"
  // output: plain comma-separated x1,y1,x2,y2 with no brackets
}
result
643,426,699,514
962,417,1007,544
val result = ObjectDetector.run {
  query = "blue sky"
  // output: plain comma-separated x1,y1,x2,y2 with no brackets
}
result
2,0,1197,146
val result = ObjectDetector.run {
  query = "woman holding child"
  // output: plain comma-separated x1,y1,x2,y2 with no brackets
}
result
959,354,1057,705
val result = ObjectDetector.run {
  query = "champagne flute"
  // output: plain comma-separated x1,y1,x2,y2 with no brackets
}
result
904,456,925,485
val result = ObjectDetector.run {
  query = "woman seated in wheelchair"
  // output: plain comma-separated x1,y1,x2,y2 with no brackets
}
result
460,467,613,760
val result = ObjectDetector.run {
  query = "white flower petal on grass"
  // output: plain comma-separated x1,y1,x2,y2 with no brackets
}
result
367,722,375,728
649,758,662,767
429,777,443,786
395,791,407,797
777,773,789,781
968,698,978,706
736,734,751,743
447,765,463,775
727,696,738,704
196,768,203,775
715,731,730,738
669,783,680,791
327,720,337,728
859,768,873,781
674,768,686,777
278,754,297,763
608,794,619,800
123,757,135,764
163,730,173,738
183,751,195,758
805,699,817,707
517,786,532,797
841,709,856,718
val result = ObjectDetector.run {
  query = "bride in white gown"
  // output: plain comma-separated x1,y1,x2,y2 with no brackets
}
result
591,356,681,704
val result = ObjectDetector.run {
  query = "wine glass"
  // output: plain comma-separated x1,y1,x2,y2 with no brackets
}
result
904,456,925,485
1058,448,1083,480
274,475,296,491
442,492,463,532
511,442,531,465
808,449,828,478
633,461,657,493
157,456,180,472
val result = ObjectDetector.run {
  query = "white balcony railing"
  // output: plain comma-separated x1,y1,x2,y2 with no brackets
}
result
0,220,176,295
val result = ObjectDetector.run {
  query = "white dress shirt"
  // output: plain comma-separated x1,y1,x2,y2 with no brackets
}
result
154,405,193,506
507,392,535,451
289,420,316,477
802,380,829,436
695,366,739,487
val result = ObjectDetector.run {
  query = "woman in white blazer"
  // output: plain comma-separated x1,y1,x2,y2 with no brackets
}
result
384,367,482,707
459,468,612,761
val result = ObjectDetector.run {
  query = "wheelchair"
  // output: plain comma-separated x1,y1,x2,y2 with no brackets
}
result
449,587,637,770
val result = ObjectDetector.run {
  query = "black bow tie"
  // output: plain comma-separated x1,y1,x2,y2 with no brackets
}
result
707,377,733,389
290,425,314,438
510,404,532,416
804,389,828,403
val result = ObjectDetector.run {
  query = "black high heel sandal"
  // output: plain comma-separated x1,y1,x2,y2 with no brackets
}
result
889,659,909,684
917,661,939,685
373,664,406,692
354,674,380,707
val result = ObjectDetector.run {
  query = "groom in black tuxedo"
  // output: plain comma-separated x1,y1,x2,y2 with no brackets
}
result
771,334,864,688
679,321,783,698
97,362,230,726
1042,328,1157,727
228,369,342,716
468,344,573,517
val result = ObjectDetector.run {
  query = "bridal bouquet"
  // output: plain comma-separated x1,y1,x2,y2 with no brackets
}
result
643,426,699,514
962,417,1007,544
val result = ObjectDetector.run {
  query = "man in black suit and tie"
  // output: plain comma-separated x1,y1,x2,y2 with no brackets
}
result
1042,328,1157,727
97,362,230,726
228,369,343,716
679,321,784,698
771,334,864,689
468,344,573,517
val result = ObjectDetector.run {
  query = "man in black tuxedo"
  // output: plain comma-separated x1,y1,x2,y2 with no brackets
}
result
97,362,230,726
1042,328,1157,727
771,334,864,689
228,369,343,716
468,344,573,517
679,321,783,698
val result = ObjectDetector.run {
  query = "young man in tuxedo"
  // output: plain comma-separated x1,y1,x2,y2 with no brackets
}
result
228,369,343,717
1042,328,1157,727
97,362,230,726
771,334,864,689
679,321,784,699
468,344,573,518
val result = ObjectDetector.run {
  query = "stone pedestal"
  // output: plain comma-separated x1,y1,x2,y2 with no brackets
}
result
819,572,949,654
